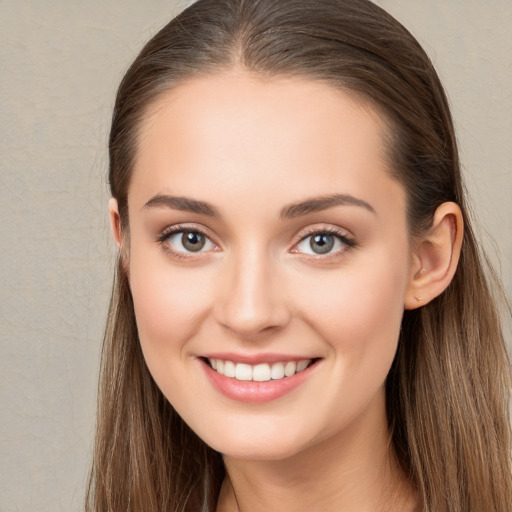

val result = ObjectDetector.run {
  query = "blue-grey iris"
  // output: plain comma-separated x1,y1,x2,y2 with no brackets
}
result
182,231,206,252
310,234,334,254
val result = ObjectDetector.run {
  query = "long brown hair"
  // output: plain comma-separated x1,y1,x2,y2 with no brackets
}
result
86,1,512,510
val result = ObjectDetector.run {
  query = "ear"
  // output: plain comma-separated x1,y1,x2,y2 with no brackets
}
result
109,197,131,273
109,197,123,249
404,202,463,310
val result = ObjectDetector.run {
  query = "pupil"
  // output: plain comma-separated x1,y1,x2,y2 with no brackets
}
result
311,234,334,254
182,231,205,252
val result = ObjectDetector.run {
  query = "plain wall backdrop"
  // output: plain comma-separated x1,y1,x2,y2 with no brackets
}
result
0,1,510,510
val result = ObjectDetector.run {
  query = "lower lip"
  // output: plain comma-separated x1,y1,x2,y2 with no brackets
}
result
200,359,318,403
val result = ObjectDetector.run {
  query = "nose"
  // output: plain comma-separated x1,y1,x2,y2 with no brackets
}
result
214,246,291,339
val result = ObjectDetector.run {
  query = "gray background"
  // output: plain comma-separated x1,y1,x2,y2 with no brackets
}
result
1,1,510,511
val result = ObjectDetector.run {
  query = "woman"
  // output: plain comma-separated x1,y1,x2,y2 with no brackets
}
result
86,0,512,510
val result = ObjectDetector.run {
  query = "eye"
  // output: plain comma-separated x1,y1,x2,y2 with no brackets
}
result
293,229,355,256
161,228,217,254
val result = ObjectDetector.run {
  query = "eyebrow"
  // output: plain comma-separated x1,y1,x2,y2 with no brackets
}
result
280,193,376,219
143,192,375,218
143,194,220,217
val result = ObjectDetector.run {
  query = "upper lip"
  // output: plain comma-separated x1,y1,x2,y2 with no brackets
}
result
200,352,319,365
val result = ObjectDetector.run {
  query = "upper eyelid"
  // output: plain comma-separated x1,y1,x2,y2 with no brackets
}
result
158,225,218,257
158,223,214,241
292,224,354,243
290,225,357,255
156,223,355,249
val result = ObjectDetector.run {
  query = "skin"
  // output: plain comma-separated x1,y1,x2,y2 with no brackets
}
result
110,71,463,512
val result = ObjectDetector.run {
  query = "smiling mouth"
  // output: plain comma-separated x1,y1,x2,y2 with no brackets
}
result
204,358,319,382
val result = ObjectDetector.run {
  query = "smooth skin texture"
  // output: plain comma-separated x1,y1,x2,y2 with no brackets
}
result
110,71,463,512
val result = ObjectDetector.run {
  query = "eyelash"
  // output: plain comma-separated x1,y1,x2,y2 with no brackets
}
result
156,224,216,259
292,227,357,257
156,224,357,259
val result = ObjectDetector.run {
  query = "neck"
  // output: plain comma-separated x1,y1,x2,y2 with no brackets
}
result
216,392,417,512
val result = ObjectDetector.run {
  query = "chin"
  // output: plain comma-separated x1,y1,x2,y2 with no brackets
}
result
196,421,321,462
218,441,306,462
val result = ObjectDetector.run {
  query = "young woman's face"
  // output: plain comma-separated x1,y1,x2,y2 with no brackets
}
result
122,72,414,460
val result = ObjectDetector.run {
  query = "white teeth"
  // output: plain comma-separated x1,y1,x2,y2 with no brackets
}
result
270,362,285,380
253,363,271,382
235,363,252,381
284,361,297,377
224,360,236,378
296,360,308,372
208,358,312,381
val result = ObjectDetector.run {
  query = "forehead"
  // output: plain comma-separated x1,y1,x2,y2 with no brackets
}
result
137,71,389,159
129,71,403,222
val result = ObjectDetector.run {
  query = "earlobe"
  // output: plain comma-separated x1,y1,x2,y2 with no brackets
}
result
404,202,463,310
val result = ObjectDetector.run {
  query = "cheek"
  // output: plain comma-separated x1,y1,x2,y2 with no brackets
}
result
293,246,409,365
127,252,219,414
128,247,214,356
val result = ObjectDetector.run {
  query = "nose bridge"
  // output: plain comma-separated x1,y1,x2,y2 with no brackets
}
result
215,242,289,337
